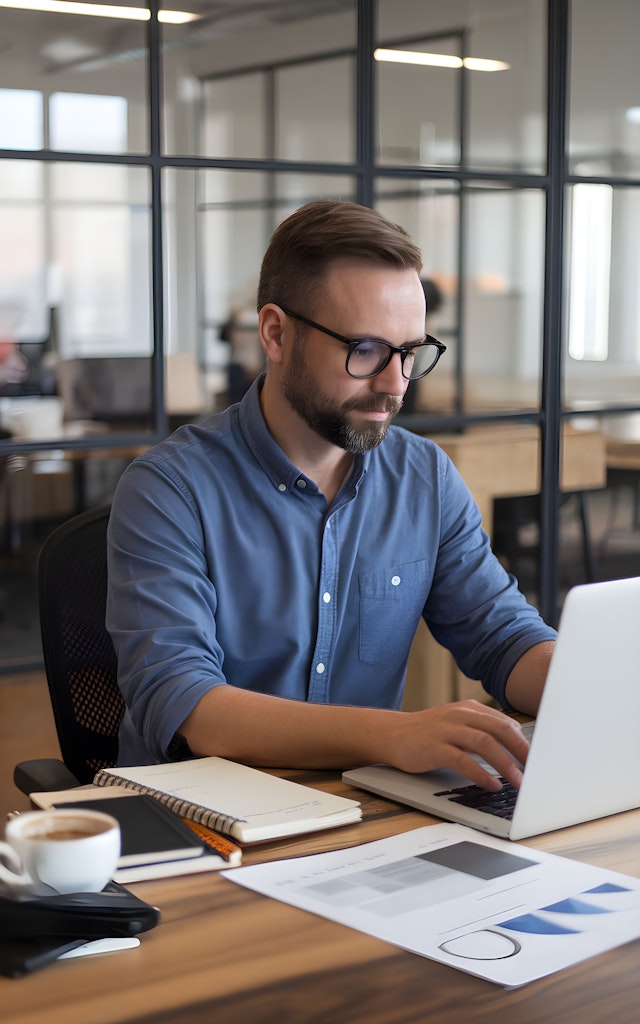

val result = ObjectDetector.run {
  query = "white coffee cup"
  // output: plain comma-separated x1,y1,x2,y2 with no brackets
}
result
0,809,121,896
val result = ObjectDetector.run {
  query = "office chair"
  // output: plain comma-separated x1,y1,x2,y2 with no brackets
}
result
493,491,597,585
14,504,124,797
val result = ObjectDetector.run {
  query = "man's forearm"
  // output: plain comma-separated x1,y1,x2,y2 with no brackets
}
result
179,684,389,769
504,640,555,717
178,680,536,792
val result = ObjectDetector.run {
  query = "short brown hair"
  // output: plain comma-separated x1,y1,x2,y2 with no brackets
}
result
257,200,422,316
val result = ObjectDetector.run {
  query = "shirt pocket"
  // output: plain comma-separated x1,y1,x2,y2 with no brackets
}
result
359,559,428,665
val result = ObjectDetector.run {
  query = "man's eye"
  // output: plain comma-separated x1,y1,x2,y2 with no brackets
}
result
352,340,381,357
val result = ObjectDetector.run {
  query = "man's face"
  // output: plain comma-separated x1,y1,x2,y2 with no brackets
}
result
280,259,426,453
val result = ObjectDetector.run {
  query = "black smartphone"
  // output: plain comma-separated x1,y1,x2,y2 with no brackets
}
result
0,935,88,978
0,882,160,976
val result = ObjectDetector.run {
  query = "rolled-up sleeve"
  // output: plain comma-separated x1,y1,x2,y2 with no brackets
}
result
107,457,228,762
423,458,556,706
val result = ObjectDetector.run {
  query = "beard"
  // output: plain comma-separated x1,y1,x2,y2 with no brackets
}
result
281,341,403,453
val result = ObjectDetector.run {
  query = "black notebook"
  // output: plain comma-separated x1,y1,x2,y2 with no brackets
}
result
53,794,207,867
31,786,243,880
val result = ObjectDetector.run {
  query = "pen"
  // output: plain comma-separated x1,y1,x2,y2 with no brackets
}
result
180,818,242,861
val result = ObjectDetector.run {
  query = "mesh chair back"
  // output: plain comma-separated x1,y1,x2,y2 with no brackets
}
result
38,504,123,783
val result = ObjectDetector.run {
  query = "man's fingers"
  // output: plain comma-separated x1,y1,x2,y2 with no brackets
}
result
442,713,529,790
446,740,524,792
460,707,530,766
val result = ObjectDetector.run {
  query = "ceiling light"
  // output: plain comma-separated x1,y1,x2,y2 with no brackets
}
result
157,8,195,23
0,0,198,22
626,107,640,125
374,48,510,72
374,48,460,69
463,56,510,72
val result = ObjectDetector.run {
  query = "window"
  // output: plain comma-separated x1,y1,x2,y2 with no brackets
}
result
0,88,43,150
567,184,612,363
49,92,128,154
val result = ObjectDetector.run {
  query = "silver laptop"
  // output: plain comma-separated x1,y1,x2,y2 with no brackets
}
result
344,577,640,840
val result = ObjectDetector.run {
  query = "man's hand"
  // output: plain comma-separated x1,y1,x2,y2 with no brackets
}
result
384,700,529,791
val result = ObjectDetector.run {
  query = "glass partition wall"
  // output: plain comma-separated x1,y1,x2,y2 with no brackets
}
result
1,0,639,671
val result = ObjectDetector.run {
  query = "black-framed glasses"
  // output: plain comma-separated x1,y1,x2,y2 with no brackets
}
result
279,305,446,381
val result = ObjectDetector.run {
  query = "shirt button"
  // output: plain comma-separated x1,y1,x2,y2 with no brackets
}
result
391,575,401,586
316,663,325,674
296,478,307,489
323,592,331,603
278,483,287,492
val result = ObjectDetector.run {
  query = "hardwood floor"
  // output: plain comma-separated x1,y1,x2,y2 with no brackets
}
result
0,670,61,823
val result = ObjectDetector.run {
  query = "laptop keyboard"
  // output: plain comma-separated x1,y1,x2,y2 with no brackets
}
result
433,779,518,820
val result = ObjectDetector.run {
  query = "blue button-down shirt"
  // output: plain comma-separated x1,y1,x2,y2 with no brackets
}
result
107,375,556,764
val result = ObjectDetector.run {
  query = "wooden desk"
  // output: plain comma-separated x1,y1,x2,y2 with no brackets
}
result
2,435,149,543
61,441,150,515
606,435,640,472
3,772,639,1024
403,424,606,709
605,429,640,527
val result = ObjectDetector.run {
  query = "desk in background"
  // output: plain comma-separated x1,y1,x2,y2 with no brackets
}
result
603,417,640,533
0,431,149,552
403,424,606,710
2,771,638,1024
61,438,150,516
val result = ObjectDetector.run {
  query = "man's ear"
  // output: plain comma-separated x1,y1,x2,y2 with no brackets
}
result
258,304,288,364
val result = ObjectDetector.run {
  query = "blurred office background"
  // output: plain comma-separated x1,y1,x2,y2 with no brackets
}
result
1,0,640,674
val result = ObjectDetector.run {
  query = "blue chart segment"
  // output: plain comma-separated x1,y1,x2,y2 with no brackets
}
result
584,883,631,894
500,914,579,935
542,898,611,915
500,889,631,935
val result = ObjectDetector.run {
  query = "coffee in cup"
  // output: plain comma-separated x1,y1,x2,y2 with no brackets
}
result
0,809,121,896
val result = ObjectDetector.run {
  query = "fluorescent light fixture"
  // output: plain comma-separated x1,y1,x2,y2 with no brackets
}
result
157,7,194,22
463,56,510,72
374,48,510,72
374,48,459,69
0,0,198,22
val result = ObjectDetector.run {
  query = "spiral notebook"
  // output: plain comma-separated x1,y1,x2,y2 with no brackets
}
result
93,756,362,843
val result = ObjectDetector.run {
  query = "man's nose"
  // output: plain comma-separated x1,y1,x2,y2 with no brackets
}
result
371,350,409,395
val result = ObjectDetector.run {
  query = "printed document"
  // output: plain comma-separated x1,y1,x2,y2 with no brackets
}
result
224,824,640,988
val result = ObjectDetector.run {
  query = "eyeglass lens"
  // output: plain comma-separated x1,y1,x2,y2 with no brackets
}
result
347,340,441,380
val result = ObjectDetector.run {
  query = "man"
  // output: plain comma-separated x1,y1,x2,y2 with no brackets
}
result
107,200,555,791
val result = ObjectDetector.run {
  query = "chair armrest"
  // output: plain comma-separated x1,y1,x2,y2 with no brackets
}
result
14,759,81,796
